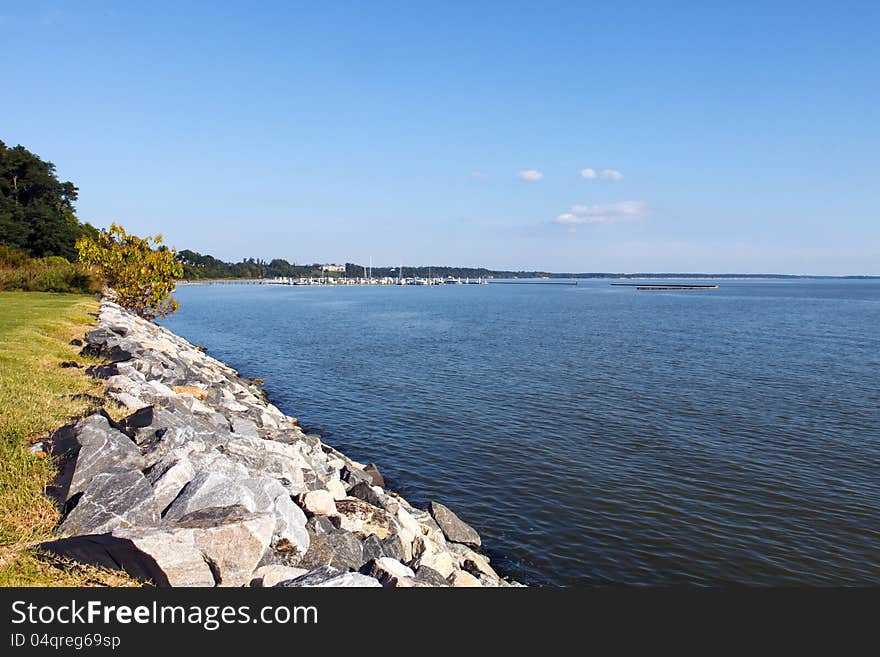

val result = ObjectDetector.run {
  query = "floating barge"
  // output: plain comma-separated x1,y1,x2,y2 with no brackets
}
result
611,283,719,291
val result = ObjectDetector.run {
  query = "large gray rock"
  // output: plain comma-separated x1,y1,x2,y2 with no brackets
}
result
38,534,190,586
362,534,389,561
276,566,381,588
274,565,338,587
59,468,159,536
379,533,408,562
81,333,136,363
297,529,363,571
133,412,227,468
110,530,215,586
146,453,196,512
428,501,481,549
230,416,260,438
163,471,255,520
105,374,148,400
315,572,382,587
141,427,202,469
347,482,384,508
114,506,274,587
361,534,399,562
163,472,309,563
52,414,145,502
175,507,275,587
413,565,450,587
118,402,217,439
83,326,116,347
218,436,310,493
305,515,338,535
185,449,248,479
116,404,167,437
240,477,309,564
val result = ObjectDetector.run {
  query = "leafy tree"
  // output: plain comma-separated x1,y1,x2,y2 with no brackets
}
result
76,224,183,319
0,140,96,259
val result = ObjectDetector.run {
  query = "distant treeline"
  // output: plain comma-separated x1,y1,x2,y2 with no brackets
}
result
176,255,513,280
176,255,880,281
177,250,338,280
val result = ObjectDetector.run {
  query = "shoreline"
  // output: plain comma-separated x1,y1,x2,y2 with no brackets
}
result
176,276,880,289
38,298,521,588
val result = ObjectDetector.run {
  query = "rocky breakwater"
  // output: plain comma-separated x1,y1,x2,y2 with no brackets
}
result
39,300,518,588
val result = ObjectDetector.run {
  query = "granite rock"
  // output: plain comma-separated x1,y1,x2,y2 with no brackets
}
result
53,414,145,502
276,566,381,588
59,468,159,536
428,501,482,550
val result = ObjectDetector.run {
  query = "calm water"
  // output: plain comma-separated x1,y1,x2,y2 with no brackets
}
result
161,280,880,586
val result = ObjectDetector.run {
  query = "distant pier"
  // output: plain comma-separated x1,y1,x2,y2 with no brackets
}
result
488,281,578,286
611,283,719,291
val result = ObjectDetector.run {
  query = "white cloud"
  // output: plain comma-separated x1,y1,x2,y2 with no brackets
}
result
600,168,624,181
555,201,646,225
579,168,597,179
517,169,544,182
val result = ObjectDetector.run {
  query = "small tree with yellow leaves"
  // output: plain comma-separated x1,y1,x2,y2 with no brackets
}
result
76,223,183,319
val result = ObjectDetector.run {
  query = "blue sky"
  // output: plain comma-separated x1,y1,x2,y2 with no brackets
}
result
2,2,878,274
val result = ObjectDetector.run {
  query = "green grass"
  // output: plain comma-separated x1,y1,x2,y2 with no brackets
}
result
0,291,137,586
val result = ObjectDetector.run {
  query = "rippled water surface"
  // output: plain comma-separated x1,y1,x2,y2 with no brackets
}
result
162,280,880,586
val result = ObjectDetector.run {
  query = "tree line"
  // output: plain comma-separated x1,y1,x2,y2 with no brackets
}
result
177,251,337,280
177,254,515,280
0,140,98,260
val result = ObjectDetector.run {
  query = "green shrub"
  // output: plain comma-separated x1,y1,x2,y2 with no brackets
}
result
0,252,101,294
76,224,182,319
0,245,30,268
38,255,71,266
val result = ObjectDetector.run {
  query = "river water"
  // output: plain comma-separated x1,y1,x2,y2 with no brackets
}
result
161,279,880,586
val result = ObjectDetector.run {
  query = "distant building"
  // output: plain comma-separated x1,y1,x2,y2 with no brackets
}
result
321,264,345,273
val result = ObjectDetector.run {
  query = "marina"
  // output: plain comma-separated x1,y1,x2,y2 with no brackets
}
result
181,276,489,286
267,275,488,286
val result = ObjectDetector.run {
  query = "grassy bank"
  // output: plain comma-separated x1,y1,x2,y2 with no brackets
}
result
0,291,135,586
